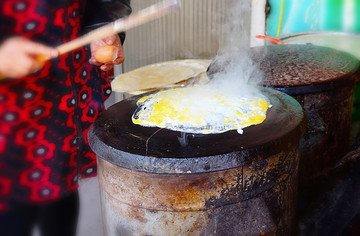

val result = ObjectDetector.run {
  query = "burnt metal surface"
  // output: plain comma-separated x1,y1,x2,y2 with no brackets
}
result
250,44,359,94
246,44,359,175
299,156,360,236
246,46,359,173
293,124,360,235
207,44,359,95
296,84,355,181
98,143,299,236
90,87,305,235
89,87,305,174
97,148,299,211
243,44,360,224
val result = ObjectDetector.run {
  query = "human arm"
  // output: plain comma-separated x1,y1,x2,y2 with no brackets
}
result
83,0,132,71
0,37,58,79
89,35,124,71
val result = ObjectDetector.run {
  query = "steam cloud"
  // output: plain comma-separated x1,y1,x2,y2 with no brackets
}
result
206,0,264,97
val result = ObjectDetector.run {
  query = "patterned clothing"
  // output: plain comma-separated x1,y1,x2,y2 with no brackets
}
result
0,0,131,212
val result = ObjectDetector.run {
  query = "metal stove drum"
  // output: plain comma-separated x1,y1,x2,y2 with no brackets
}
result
89,87,305,236
249,44,360,215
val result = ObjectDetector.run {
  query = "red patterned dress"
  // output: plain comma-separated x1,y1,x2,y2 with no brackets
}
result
0,0,131,212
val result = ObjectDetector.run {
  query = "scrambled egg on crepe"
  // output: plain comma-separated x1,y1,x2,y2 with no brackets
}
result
132,86,271,134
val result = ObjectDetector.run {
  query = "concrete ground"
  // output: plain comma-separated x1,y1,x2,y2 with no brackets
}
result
77,177,104,236
76,93,121,236
76,93,122,236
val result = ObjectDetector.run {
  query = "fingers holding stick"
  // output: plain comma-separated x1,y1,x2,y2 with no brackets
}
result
0,37,58,79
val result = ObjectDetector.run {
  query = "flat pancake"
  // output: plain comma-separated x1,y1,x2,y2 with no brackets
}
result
111,59,211,94
132,86,272,134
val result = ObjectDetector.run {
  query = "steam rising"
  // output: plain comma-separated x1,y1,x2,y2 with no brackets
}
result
203,0,263,97
132,1,270,135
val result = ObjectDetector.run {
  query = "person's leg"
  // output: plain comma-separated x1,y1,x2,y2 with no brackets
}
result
0,204,37,236
37,190,80,236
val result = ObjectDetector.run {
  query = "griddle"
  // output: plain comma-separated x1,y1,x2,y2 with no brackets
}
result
89,87,305,173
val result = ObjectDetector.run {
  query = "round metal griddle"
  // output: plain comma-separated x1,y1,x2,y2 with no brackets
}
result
250,44,360,95
89,87,305,173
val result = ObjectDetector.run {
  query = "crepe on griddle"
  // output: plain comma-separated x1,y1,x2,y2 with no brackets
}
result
111,60,211,94
132,86,271,134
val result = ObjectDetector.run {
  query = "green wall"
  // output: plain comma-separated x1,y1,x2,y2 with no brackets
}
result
267,0,360,37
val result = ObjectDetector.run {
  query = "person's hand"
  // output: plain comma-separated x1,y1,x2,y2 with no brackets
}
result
0,37,58,79
89,34,124,71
